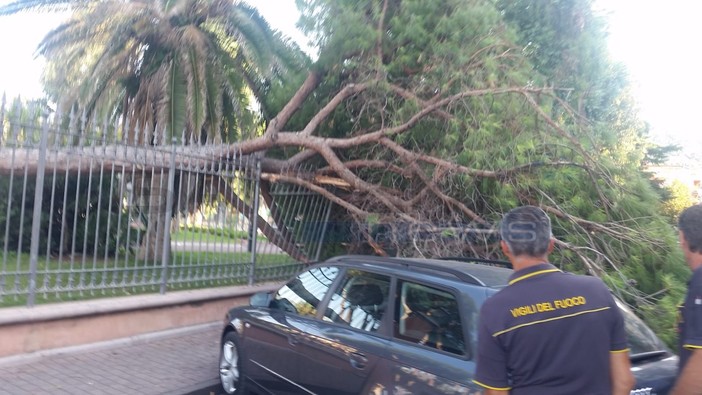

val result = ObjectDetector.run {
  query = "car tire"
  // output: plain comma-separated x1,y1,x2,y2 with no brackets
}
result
219,331,248,395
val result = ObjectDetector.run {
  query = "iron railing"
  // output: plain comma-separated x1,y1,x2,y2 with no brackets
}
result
0,96,332,307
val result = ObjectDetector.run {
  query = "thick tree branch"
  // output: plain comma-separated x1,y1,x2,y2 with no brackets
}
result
260,149,319,173
300,82,370,136
264,71,321,140
317,159,414,178
313,143,416,221
261,172,366,217
216,177,310,262
380,137,488,225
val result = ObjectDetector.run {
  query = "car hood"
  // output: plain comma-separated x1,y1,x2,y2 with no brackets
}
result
631,353,677,395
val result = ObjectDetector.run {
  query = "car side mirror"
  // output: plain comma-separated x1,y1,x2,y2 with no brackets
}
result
250,291,273,307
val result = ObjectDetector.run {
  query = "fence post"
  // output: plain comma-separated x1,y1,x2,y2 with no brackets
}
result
27,110,50,307
160,139,177,294
248,157,261,286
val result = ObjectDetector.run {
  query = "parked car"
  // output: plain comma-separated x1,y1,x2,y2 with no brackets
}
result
218,255,677,394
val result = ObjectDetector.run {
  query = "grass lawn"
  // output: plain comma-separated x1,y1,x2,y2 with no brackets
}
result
171,226,268,243
0,250,301,308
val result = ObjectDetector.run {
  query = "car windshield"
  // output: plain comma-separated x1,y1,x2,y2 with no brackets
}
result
616,299,667,356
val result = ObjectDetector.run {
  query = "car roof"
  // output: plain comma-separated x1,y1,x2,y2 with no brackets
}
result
326,255,514,288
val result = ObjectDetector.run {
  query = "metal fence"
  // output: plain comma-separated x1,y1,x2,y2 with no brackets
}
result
0,96,332,307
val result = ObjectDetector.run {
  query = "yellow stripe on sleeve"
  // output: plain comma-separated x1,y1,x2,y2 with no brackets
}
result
472,379,511,391
683,344,702,350
610,348,630,353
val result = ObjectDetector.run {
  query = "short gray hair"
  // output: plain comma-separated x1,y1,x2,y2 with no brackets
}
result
500,206,552,257
679,204,702,253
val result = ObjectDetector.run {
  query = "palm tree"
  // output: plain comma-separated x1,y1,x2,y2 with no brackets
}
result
2,0,308,143
1,0,310,262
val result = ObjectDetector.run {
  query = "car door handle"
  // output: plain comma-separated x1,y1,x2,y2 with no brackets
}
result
349,352,368,370
288,334,301,346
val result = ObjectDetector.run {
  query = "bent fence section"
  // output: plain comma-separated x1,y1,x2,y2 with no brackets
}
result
0,97,331,307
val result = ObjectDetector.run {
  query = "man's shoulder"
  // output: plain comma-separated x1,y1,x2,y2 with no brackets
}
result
555,272,616,305
559,271,608,288
691,266,702,285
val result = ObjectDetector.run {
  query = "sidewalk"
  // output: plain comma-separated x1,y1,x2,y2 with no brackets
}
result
0,322,222,395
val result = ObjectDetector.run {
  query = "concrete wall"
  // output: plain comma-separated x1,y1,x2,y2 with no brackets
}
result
0,284,280,359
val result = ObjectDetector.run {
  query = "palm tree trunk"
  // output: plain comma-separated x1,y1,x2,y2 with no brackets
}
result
136,173,170,263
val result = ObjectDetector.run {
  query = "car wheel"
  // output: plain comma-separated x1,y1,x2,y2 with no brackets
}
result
219,332,247,394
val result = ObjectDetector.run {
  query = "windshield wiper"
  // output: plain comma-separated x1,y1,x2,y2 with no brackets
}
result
630,350,668,363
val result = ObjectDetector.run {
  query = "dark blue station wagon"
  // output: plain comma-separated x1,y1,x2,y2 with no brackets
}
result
218,255,677,394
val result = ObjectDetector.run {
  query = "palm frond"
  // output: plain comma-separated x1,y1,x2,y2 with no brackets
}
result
129,69,161,143
208,36,249,120
0,0,91,15
227,3,276,74
180,25,208,142
30,0,305,145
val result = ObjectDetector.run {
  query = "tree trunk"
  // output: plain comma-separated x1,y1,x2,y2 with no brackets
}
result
136,173,171,264
217,177,310,262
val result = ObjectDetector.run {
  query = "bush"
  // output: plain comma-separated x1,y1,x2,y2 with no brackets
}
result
0,172,135,257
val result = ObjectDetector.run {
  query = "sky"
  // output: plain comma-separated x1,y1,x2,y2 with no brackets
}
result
599,0,702,151
0,0,699,155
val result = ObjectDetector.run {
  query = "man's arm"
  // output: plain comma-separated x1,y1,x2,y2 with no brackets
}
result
671,348,702,395
610,350,634,395
474,303,511,394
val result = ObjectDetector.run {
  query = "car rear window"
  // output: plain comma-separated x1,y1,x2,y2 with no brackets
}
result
394,281,468,357
323,269,391,332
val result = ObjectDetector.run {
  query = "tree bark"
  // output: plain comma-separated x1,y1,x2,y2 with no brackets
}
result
216,177,309,262
135,173,171,264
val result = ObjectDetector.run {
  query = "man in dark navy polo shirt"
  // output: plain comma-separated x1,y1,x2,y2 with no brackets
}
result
473,205,634,394
671,204,702,394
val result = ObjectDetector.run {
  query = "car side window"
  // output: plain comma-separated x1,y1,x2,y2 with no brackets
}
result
394,281,467,356
272,266,339,318
323,269,390,332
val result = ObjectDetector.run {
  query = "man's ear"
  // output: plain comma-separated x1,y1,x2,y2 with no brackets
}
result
679,231,688,250
547,238,555,254
500,240,511,258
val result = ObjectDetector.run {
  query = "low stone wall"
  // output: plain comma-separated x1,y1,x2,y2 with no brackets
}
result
0,284,280,359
